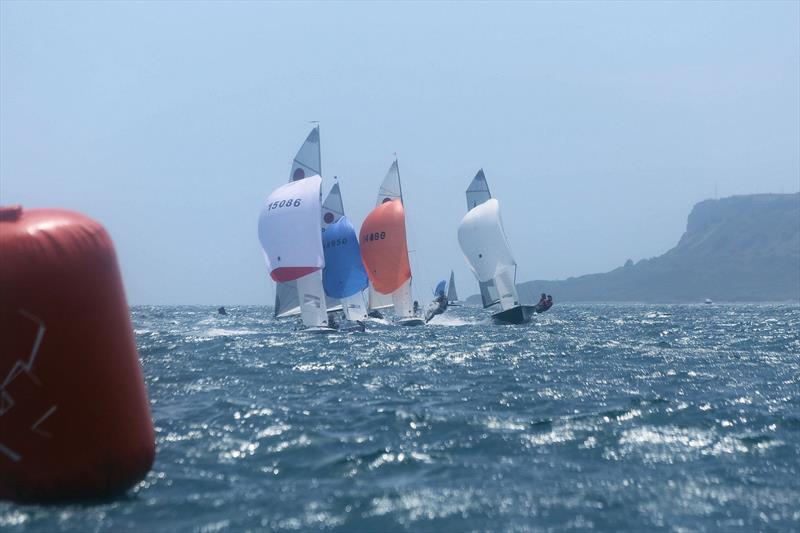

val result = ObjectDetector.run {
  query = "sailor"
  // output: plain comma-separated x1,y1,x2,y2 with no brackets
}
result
534,293,547,313
546,295,553,310
327,312,338,329
217,306,227,315
424,291,449,323
413,300,420,315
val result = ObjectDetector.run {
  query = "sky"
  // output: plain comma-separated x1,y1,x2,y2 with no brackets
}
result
1,1,798,305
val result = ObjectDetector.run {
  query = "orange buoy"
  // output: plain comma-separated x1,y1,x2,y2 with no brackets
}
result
0,206,154,502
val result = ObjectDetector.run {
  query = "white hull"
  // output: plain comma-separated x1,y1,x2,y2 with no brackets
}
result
301,325,337,334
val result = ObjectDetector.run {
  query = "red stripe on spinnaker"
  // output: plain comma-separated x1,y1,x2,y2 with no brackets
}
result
270,266,320,282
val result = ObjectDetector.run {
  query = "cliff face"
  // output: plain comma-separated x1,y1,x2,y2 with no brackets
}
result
476,193,800,303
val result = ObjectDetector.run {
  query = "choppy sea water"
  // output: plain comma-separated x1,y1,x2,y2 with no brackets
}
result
2,304,799,532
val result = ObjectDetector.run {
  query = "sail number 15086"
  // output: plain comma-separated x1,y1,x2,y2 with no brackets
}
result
267,198,302,211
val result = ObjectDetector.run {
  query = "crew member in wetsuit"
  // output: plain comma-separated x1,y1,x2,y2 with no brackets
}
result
413,301,420,315
425,292,449,323
535,293,547,312
545,295,553,310
327,312,338,329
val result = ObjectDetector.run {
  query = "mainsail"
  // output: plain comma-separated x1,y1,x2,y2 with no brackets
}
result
321,183,368,321
447,270,459,303
458,184,520,312
466,169,492,211
290,127,321,181
258,175,329,328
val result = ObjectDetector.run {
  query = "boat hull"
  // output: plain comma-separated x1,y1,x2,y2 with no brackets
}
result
491,305,534,325
302,326,338,334
397,317,425,327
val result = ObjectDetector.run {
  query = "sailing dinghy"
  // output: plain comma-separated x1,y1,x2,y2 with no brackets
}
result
321,182,369,329
258,127,334,333
359,159,425,326
457,169,535,324
424,279,449,323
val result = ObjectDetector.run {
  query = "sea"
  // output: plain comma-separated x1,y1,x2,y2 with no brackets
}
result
2,304,799,532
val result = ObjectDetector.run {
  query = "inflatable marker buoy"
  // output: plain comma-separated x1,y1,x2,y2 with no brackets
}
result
0,206,154,502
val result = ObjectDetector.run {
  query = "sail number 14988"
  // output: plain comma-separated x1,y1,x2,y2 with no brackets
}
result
362,232,386,243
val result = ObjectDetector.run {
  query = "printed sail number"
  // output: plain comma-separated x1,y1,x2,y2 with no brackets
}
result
359,199,411,295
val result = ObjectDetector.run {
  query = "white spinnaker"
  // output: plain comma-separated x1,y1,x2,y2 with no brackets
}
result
259,175,328,328
457,198,520,311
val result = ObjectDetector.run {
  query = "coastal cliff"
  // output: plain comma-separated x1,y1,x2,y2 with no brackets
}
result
471,193,800,303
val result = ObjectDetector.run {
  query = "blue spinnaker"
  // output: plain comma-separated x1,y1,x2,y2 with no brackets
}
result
322,217,369,299
434,280,447,298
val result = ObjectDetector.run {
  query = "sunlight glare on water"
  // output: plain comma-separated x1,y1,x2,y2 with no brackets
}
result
2,304,799,531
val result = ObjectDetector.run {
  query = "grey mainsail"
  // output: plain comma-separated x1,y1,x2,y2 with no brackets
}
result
447,270,459,303
479,279,500,309
466,169,492,211
290,127,321,181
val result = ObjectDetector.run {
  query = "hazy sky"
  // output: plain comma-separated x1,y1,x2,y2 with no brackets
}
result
2,1,798,305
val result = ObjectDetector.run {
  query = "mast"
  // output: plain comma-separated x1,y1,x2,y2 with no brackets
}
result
316,124,321,178
395,155,403,204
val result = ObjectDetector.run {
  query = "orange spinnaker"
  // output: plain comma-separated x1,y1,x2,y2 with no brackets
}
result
359,199,411,295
